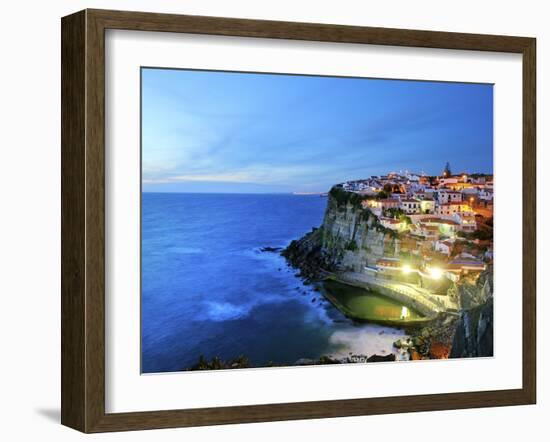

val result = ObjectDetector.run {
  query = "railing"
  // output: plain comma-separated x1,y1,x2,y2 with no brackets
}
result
337,272,449,314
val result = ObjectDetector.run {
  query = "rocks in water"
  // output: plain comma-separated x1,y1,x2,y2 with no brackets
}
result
318,355,341,365
393,338,412,350
188,355,250,371
311,298,317,303
295,356,341,365
367,354,396,363
260,246,282,252
282,188,401,281
292,353,403,365
282,228,335,280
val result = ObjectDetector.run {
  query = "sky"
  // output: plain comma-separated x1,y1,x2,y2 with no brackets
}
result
141,68,493,194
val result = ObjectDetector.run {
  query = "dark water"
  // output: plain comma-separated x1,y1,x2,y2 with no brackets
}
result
141,193,408,373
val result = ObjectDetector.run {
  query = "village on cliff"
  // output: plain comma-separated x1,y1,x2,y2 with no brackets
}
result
338,163,493,290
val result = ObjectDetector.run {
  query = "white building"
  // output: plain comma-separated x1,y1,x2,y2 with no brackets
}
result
435,239,454,256
379,217,407,232
452,212,477,232
436,190,463,204
399,199,421,214
438,177,459,187
479,188,494,201
436,202,470,216
419,199,435,214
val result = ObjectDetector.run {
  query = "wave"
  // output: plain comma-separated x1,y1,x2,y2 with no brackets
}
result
327,326,408,359
202,301,252,322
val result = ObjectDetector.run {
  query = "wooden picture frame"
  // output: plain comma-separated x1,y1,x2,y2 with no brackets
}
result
61,8,536,433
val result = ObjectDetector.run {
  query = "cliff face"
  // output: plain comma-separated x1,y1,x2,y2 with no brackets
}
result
283,187,494,360
283,188,398,279
449,268,494,358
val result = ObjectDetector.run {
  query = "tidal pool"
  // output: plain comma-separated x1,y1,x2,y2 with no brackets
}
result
322,280,425,324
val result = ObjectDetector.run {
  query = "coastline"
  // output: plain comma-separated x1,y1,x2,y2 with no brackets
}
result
280,187,494,361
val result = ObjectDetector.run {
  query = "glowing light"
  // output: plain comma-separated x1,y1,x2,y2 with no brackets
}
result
400,306,409,319
402,264,413,274
428,267,443,280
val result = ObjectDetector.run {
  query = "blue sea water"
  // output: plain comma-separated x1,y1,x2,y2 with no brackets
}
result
141,193,406,373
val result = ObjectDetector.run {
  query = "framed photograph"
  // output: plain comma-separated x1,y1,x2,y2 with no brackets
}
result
61,9,536,433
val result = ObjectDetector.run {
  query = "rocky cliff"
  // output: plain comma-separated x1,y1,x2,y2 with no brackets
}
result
283,187,399,279
283,186,494,360
449,268,494,358
391,269,494,360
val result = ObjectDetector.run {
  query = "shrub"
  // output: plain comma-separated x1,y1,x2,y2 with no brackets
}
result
328,186,367,209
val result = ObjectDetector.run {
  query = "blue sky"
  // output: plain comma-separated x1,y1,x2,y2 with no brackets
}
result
142,68,493,193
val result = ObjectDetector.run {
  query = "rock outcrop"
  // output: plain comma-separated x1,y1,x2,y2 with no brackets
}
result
282,186,399,279
450,268,494,358
284,186,494,360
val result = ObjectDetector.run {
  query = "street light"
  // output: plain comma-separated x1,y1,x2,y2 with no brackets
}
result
402,264,413,274
427,267,443,279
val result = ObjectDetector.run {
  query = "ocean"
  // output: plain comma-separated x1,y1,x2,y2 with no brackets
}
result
141,192,408,373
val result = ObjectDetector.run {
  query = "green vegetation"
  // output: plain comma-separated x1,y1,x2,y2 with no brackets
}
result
375,223,399,239
384,207,404,218
329,186,369,208
398,251,422,267
328,185,401,242
369,214,398,239
359,208,373,223
384,208,412,225
458,228,493,241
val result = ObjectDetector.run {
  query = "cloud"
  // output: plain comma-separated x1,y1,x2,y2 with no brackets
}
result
141,69,493,192
169,173,256,183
